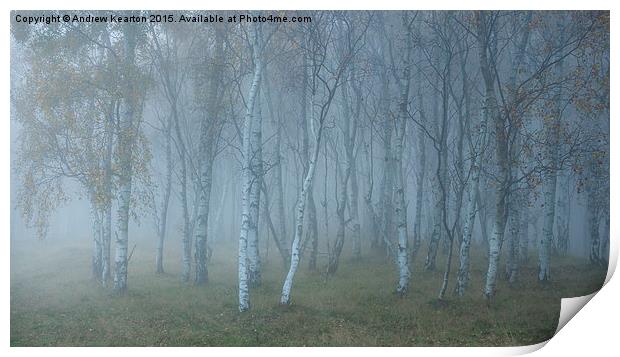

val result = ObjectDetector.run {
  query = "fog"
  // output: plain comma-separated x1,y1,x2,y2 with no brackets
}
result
10,10,610,346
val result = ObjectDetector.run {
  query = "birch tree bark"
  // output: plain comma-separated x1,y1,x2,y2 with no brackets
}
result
193,26,225,285
476,11,510,300
173,97,191,283
247,88,263,287
391,11,414,294
379,70,395,256
100,29,114,286
91,200,103,281
363,139,381,250
150,24,192,283
424,83,443,271
505,197,520,284
280,112,325,304
328,147,349,275
347,69,362,260
298,49,319,271
114,18,141,294
455,108,487,296
280,12,362,303
412,72,426,260
586,154,604,266
238,20,263,311
539,16,565,282
394,84,410,296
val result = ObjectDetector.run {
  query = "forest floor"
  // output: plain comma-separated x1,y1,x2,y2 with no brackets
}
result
11,235,607,347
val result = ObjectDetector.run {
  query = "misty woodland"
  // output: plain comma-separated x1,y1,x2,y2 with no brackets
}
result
10,10,609,346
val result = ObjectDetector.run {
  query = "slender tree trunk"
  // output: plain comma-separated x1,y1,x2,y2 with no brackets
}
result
476,189,489,246
299,51,319,271
363,140,380,250
194,153,213,284
348,69,362,261
172,102,191,283
586,169,602,266
379,72,394,256
156,120,172,274
91,202,103,282
280,46,338,303
394,14,412,295
328,155,349,275
555,171,570,255
454,174,479,296
455,109,487,296
102,200,112,284
425,87,443,271
101,120,113,285
506,197,520,284
485,193,508,299
394,109,410,296
539,15,565,282
280,118,325,304
350,159,361,260
114,20,140,294
100,32,114,287
194,27,224,285
247,89,263,287
476,11,510,300
238,21,263,311
539,93,561,282
307,194,318,269
539,161,558,280
412,112,425,260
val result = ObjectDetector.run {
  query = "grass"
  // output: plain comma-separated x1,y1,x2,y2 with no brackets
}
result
10,234,607,346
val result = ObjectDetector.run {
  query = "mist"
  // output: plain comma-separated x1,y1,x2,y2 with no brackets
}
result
10,10,609,347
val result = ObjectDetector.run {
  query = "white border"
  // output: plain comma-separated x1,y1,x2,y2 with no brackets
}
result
3,1,617,356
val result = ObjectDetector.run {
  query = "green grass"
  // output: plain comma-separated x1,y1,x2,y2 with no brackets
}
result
10,235,606,346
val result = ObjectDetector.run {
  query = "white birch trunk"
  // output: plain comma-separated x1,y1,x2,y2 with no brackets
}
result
394,120,409,295
379,72,394,255
280,131,323,304
328,151,349,275
539,14,565,282
100,30,114,286
455,109,487,296
412,141,425,260
113,20,139,294
476,11,510,300
247,89,263,287
280,75,328,305
194,28,223,284
394,14,412,294
238,21,262,311
424,90,442,271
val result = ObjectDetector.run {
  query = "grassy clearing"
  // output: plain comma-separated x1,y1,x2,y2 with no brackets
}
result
10,235,606,346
